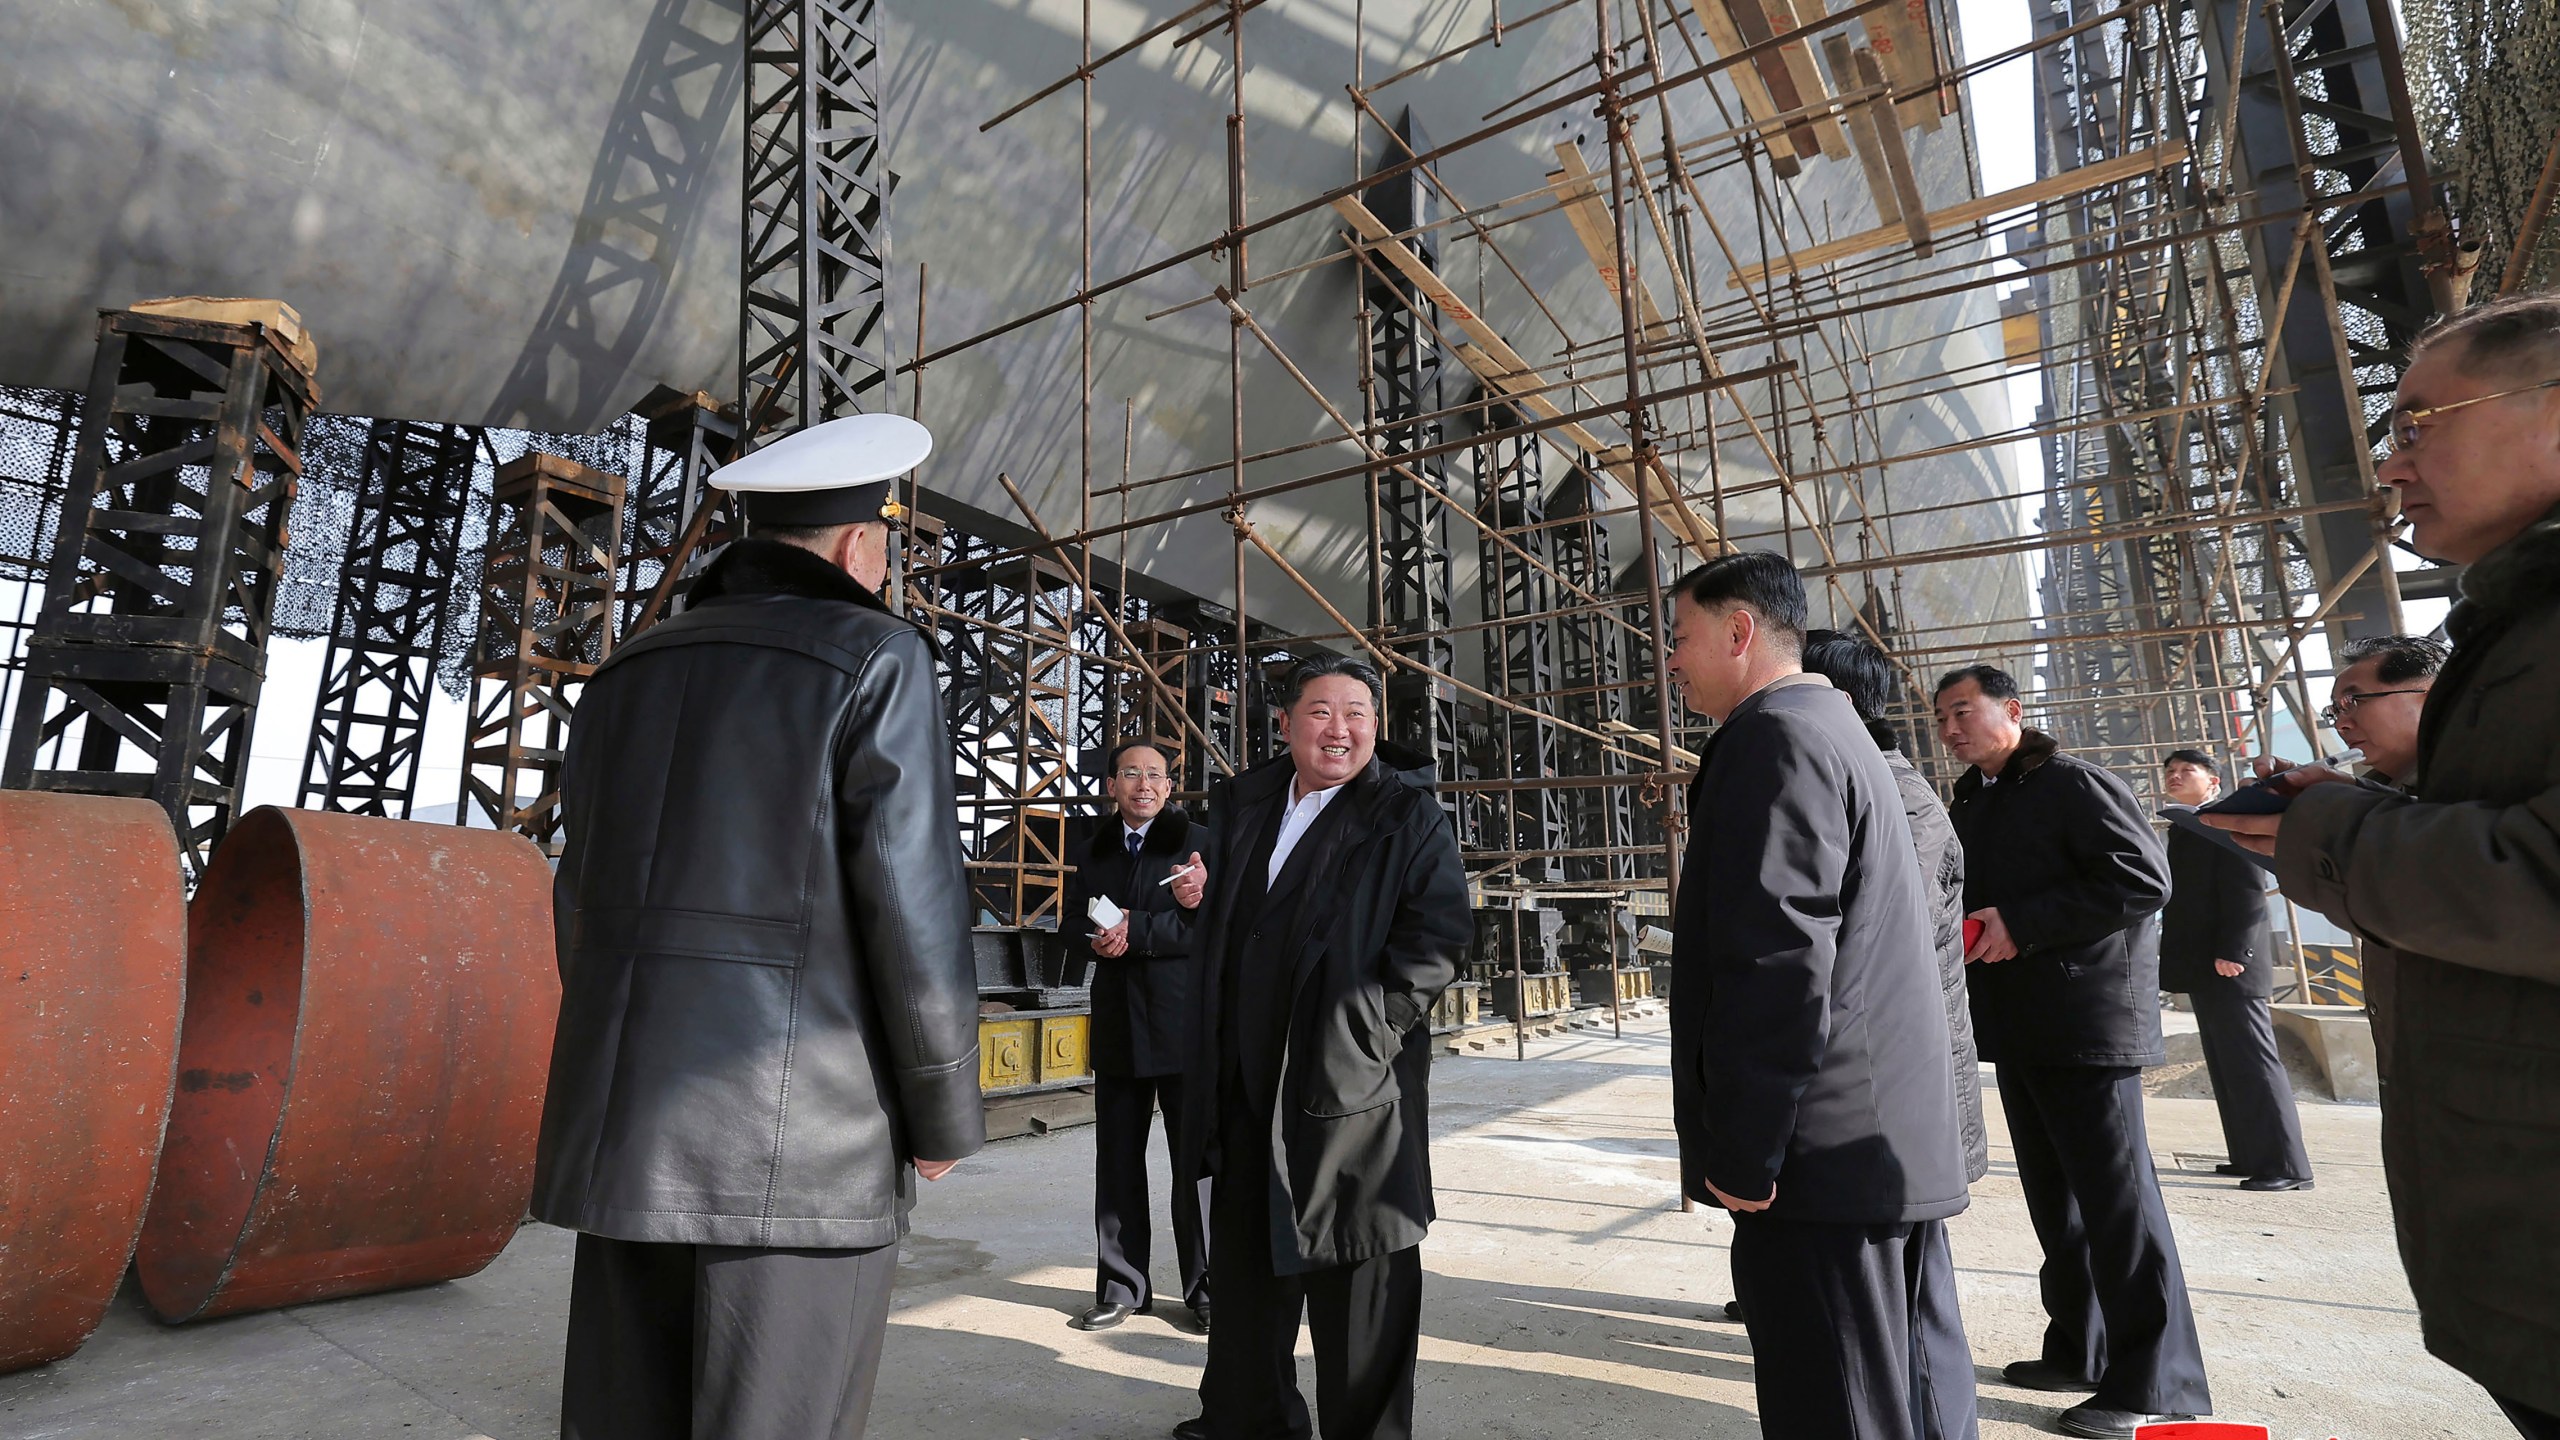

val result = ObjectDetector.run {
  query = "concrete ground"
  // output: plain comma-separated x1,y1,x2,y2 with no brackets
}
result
1,1015,2503,1440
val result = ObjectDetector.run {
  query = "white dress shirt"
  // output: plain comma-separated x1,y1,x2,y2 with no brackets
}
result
1268,780,1347,885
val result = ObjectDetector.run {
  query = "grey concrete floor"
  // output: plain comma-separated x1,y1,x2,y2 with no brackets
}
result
0,1015,2503,1439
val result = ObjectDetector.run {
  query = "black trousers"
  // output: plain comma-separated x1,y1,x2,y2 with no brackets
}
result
562,1232,900,1440
1197,1088,1422,1440
1998,1063,2211,1415
1728,1214,1979,1440
2188,985,2312,1181
2499,1393,2560,1440
1095,1070,1213,1310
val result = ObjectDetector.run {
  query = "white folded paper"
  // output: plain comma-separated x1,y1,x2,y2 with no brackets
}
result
1088,895,1125,929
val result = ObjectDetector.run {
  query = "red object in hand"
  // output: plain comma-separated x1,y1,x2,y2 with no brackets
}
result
1962,917,1986,952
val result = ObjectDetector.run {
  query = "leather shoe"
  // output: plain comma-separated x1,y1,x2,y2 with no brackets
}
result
2239,1174,2314,1192
2213,1162,2247,1176
1722,1299,1745,1323
2002,1359,2100,1392
1185,1303,1212,1334
2056,1401,2196,1437
1171,1416,1211,1440
1071,1301,1142,1331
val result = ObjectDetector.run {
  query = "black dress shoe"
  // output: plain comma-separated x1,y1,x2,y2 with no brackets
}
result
1071,1301,1142,1331
1722,1299,1745,1323
1185,1303,1212,1334
2213,1162,2247,1176
1171,1416,1211,1440
2056,1401,2196,1437
2002,1359,2100,1392
2239,1174,2314,1192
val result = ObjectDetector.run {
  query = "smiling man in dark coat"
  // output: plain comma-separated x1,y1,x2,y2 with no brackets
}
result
1164,654,1470,1440
534,415,983,1440
1936,664,2204,1438
1064,738,1212,1333
1668,556,1976,1440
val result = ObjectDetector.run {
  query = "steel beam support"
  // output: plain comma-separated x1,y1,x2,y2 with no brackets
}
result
740,0,897,438
297,419,476,819
459,453,625,850
2,310,314,877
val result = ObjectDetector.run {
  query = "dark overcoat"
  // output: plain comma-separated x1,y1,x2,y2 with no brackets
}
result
1174,743,1471,1275
2276,501,2560,1415
1672,676,1970,1225
2159,822,2275,999
1062,809,1204,1077
1947,730,2173,1067
532,539,985,1250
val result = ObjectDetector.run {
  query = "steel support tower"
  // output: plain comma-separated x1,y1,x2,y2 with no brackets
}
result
297,419,477,818
2,309,314,876
740,0,897,437
1549,469,1635,884
459,452,625,849
1476,406,1564,882
1361,110,1465,821
621,385,741,635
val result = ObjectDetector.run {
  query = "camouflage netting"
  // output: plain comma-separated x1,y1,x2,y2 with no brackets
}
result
2403,0,2560,299
0,384,646,701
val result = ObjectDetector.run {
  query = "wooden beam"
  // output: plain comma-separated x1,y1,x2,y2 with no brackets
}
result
1853,46,1931,256
1864,0,1942,131
1684,0,1799,161
1549,143,1669,334
1329,194,1724,553
1823,35,1903,227
1751,0,1851,160
1724,141,2191,288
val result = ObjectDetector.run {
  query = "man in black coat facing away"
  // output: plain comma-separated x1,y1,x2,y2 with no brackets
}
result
534,414,983,1440
1936,665,2206,1438
1667,555,1977,1440
2157,749,2311,1191
1164,654,1471,1440
1064,738,1212,1332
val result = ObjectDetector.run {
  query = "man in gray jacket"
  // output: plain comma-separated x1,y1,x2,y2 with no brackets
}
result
2208,293,2560,1439
534,415,984,1440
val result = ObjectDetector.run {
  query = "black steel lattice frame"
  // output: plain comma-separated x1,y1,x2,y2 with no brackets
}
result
0,310,313,876
297,418,477,818
460,452,625,848
1361,110,1466,822
622,386,741,635
741,0,897,436
1547,469,1635,885
1476,406,1564,883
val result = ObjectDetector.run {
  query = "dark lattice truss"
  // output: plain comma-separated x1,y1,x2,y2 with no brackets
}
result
298,420,477,818
741,0,897,435
621,389,741,635
1475,413,1564,882
1,313,312,877
1548,471,1634,884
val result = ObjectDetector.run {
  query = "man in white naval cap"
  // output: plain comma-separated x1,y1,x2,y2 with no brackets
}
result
533,413,984,1440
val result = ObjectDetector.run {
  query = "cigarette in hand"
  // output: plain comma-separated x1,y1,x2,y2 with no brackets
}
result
1158,862,1200,887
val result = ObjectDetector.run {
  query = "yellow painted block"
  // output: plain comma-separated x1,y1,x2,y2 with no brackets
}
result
1039,1014,1090,1082
980,1017,1036,1092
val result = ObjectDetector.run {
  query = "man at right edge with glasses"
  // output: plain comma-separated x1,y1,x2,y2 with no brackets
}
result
2205,293,2560,1440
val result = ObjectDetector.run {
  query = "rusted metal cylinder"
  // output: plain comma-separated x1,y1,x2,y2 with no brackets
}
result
0,792,188,1374
136,806,559,1322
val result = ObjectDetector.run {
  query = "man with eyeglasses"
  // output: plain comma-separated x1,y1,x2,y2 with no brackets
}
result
1063,738,1212,1335
2205,293,2560,1439
2257,634,2447,793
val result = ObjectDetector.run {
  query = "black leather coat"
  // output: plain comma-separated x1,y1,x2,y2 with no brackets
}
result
1062,808,1203,1077
2158,822,2274,998
1672,678,1969,1224
531,539,985,1250
1174,744,1470,1275
1948,730,2173,1068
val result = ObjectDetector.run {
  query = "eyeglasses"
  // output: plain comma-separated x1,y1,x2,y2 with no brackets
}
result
1115,768,1171,784
2319,689,2427,726
2389,377,2560,453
